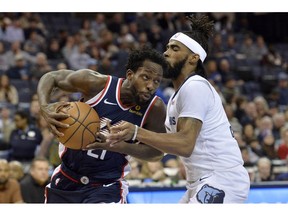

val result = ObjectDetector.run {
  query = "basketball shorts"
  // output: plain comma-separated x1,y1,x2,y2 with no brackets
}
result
179,165,250,203
44,167,129,203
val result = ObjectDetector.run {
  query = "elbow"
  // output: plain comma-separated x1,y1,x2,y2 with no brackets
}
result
179,151,192,158
175,141,194,158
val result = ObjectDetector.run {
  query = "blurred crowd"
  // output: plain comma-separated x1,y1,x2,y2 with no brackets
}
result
1,12,288,203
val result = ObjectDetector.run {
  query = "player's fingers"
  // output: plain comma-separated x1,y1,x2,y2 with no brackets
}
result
109,121,126,134
96,132,106,142
55,102,71,112
106,120,112,132
49,125,64,137
48,117,69,128
106,129,130,142
49,112,70,120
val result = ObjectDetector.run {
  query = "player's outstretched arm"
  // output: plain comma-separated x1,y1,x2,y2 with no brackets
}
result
107,117,202,158
85,98,166,161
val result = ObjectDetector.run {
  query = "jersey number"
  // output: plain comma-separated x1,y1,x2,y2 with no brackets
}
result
87,149,107,160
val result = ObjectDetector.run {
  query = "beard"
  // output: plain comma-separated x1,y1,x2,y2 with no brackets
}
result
164,57,188,79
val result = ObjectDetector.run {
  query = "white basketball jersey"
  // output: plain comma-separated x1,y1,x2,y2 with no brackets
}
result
165,75,244,182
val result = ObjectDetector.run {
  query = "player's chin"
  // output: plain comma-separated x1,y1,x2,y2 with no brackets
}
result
138,95,151,104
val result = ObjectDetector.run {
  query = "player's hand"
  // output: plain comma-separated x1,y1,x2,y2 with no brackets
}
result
40,102,70,137
84,132,126,152
106,121,136,144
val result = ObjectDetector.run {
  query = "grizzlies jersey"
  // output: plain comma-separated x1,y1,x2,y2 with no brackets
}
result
165,75,244,182
58,76,159,183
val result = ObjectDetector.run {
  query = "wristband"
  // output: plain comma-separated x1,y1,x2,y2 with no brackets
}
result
131,125,138,142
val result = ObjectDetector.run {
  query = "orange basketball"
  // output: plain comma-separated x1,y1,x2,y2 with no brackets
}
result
57,101,100,150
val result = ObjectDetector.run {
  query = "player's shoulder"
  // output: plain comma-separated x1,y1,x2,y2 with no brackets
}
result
146,96,166,119
153,95,166,110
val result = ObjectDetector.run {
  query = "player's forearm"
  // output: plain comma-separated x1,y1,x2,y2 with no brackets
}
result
136,128,193,157
37,72,57,105
117,142,163,162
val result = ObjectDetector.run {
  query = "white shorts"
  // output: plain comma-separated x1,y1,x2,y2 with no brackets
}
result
179,165,250,203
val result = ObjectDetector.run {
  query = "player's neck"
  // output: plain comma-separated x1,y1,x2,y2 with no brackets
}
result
172,71,196,91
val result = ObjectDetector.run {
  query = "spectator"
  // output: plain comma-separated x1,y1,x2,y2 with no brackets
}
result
221,75,239,104
224,103,242,133
240,146,255,167
254,95,270,118
0,106,15,156
0,159,24,203
3,18,25,44
67,42,92,70
79,19,96,41
0,41,9,73
9,110,43,170
90,13,107,38
140,161,166,183
242,123,256,144
240,101,259,126
20,157,50,203
23,30,46,56
254,35,268,61
5,54,30,80
239,34,258,60
8,160,25,182
23,16,47,40
46,39,64,60
30,52,53,81
272,112,286,141
253,157,275,182
248,138,265,158
61,35,78,62
275,161,288,181
5,41,35,68
234,131,259,164
125,159,142,181
29,98,41,127
276,72,288,108
0,74,19,105
277,126,288,160
36,115,54,159
205,58,222,88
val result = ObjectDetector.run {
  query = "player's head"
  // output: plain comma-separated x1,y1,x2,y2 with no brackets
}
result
164,14,214,79
125,46,167,105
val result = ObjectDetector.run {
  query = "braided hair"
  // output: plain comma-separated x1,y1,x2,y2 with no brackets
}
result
183,14,214,78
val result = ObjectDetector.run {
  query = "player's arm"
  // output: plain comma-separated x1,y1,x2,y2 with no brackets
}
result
112,97,166,161
108,116,202,158
37,69,107,137
85,97,166,161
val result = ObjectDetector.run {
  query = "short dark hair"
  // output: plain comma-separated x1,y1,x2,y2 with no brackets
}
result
125,46,167,72
15,110,29,120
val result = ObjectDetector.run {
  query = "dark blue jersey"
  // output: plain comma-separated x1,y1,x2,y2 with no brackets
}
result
58,76,159,183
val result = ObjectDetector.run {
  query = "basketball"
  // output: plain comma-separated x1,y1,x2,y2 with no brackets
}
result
57,101,100,150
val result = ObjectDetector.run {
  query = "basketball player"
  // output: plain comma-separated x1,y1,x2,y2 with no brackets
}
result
101,15,250,203
37,47,167,203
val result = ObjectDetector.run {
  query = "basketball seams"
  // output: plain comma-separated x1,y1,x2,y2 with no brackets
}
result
57,101,100,149
63,102,92,147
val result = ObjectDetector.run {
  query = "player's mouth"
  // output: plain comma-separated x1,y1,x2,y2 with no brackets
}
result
139,93,151,101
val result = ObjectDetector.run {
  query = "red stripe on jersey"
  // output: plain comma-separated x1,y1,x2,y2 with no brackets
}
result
141,96,159,127
88,76,112,106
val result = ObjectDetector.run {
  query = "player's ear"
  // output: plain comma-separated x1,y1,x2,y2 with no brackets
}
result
126,69,134,80
188,53,200,65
